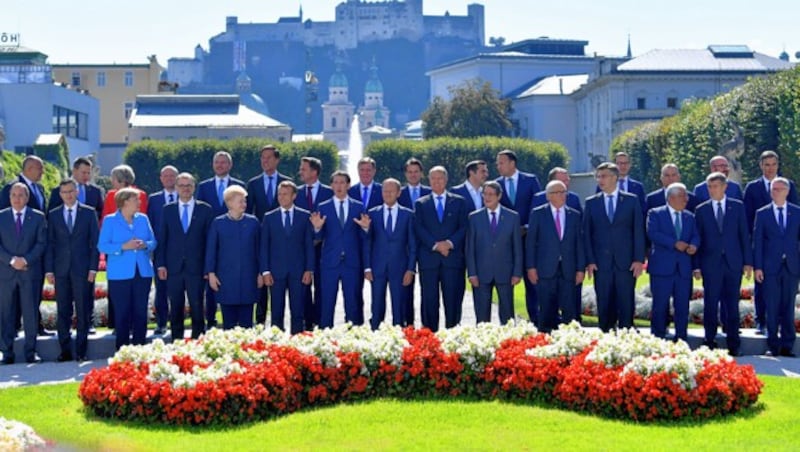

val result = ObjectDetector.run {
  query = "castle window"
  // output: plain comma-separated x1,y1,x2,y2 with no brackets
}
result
332,117,337,128
667,97,678,108
636,97,646,109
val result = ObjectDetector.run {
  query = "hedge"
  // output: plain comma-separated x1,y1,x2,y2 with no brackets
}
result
0,150,63,194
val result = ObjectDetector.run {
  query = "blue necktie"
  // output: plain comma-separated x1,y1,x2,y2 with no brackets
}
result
674,211,682,238
386,207,393,235
362,186,369,206
284,210,291,234
716,202,724,232
181,204,189,233
507,178,516,205
217,180,225,206
338,201,345,228
606,195,614,222
15,212,22,236
265,176,274,206
33,184,43,210
411,187,419,204
67,208,74,233
778,206,785,234
78,184,86,203
436,196,444,222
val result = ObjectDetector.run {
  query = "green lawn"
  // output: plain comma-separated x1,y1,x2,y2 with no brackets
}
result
0,377,795,451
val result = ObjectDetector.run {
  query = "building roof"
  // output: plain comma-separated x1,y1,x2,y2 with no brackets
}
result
34,133,65,146
618,46,794,72
362,125,392,134
428,50,595,73
516,74,589,98
129,95,288,129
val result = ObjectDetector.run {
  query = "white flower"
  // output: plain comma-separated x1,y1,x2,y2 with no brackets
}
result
0,417,46,452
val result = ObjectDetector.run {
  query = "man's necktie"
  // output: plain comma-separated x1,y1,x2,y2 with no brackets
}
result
284,210,292,233
168,193,175,204
33,185,43,210
674,211,682,238
78,184,86,204
15,212,22,236
618,179,626,192
555,208,562,240
606,195,615,222
412,187,419,204
436,196,444,222
362,186,369,206
67,208,74,233
266,176,274,205
338,201,345,228
181,204,190,233
778,206,785,234
716,202,724,231
490,211,497,235
507,178,516,205
217,180,225,206
386,207,393,235
307,186,314,209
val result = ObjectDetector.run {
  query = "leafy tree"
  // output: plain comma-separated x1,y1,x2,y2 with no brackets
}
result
421,79,513,139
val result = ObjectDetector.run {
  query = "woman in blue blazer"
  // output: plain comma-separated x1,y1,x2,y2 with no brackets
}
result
98,188,157,350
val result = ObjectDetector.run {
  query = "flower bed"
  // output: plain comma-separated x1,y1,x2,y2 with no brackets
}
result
79,323,762,425
0,417,47,451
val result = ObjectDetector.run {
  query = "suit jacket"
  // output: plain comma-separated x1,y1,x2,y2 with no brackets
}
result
97,211,157,280
414,191,468,270
753,203,800,276
693,180,743,203
349,182,383,210
0,175,47,212
204,214,261,304
645,188,698,213
497,171,541,227
196,176,246,218
398,185,431,210
584,191,646,271
147,190,177,244
693,198,751,274
466,206,522,284
44,204,99,278
597,177,647,217
532,190,583,214
49,183,105,220
295,183,334,212
526,204,585,278
247,172,292,220
450,183,482,212
646,206,700,277
259,207,314,278
154,200,214,276
744,178,799,231
316,197,365,270
0,207,47,281
363,204,417,277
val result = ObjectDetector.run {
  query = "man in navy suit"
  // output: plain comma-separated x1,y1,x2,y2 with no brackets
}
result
261,181,314,334
196,150,245,329
414,166,468,331
753,177,798,357
693,173,752,355
44,180,99,361
310,171,367,328
527,180,585,333
398,158,431,210
247,145,292,325
295,156,334,329
363,178,417,329
646,183,700,341
495,150,541,324
450,160,488,213
743,150,799,334
584,162,646,332
0,183,47,364
602,152,648,215
646,164,699,214
348,157,383,210
693,156,743,202
48,157,105,219
146,165,178,336
155,173,214,340
466,181,522,325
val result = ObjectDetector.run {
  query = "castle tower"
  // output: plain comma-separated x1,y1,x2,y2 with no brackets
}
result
358,59,390,129
321,64,355,151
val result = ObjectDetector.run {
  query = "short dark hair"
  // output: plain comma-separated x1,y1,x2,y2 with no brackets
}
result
465,160,485,179
301,156,322,175
73,156,92,169
59,179,77,189
760,150,779,163
596,162,620,177
404,157,423,172
331,170,351,184
482,180,503,196
497,149,517,163
261,145,280,159
358,157,376,169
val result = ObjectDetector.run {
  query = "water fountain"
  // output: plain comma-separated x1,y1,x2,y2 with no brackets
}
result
344,114,363,178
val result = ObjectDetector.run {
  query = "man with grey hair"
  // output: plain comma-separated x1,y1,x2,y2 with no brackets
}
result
693,155,743,202
646,182,699,342
147,165,180,336
646,163,698,214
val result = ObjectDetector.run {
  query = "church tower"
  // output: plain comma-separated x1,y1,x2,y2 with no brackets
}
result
321,64,355,151
358,59,390,129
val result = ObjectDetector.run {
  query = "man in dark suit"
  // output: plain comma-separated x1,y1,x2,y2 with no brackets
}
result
693,155,743,202
753,177,798,357
451,160,488,213
495,149,541,325
48,157,105,219
363,178,417,329
155,173,214,340
414,166,468,332
595,152,648,216
146,165,178,336
693,172,752,356
348,157,383,210
310,171,367,328
44,180,99,361
398,158,431,210
196,150,246,329
646,183,700,342
527,180,585,333
743,150,799,334
466,181,522,325
646,164,699,213
584,162,646,332
261,181,314,334
0,183,47,364
247,144,292,325
295,156,333,329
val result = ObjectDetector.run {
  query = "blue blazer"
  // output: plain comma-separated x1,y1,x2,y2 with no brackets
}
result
693,180,743,203
497,171,541,227
466,206,522,283
645,188,698,213
295,183,334,212
316,197,365,270
204,214,261,304
646,206,700,277
398,185,431,210
596,177,647,216
692,198,751,274
259,207,314,278
363,204,417,277
0,176,47,212
0,207,47,281
146,191,177,244
450,183,482,212
49,183,105,220
246,172,293,220
44,204,99,278
584,191,646,271
98,211,157,280
744,178,799,232
753,203,800,276
154,200,214,276
196,177,246,218
414,192,468,270
526,204,585,278
532,190,583,214
349,182,383,210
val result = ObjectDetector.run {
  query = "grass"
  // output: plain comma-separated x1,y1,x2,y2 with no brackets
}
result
0,376,795,451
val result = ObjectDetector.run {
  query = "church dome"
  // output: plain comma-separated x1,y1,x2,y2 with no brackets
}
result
329,70,348,88
365,60,383,93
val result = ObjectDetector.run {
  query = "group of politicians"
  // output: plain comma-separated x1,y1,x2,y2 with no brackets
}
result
0,145,797,365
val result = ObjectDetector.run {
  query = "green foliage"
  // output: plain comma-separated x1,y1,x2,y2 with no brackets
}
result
421,79,513,139
33,141,69,179
0,150,63,194
124,139,339,193
366,136,568,183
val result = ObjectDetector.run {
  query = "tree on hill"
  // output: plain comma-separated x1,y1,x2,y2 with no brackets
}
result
421,79,513,139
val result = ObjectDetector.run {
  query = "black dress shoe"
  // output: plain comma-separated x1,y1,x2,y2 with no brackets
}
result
153,327,166,335
57,353,73,362
2,356,14,365
76,356,89,363
26,354,42,364
780,348,797,358
38,328,55,337
702,340,717,349
728,348,741,357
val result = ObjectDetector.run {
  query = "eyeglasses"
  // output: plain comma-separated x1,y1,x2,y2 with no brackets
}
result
548,190,567,195
176,184,194,189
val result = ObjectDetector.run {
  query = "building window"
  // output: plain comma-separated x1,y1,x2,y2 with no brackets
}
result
124,102,134,119
124,71,134,87
331,117,337,128
667,97,678,109
71,72,81,86
97,72,106,87
636,97,646,109
52,105,89,140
